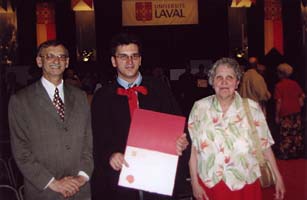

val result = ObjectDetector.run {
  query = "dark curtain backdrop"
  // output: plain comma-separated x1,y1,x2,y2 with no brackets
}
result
282,0,304,86
54,0,77,67
16,0,36,65
247,0,264,59
93,0,229,71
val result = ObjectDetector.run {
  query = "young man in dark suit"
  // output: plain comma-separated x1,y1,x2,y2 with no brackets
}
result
91,32,189,200
8,40,93,200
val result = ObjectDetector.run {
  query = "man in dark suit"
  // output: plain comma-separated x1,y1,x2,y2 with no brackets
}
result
8,40,93,200
91,32,189,200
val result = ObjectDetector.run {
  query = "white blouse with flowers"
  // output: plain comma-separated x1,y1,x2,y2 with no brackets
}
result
188,92,274,191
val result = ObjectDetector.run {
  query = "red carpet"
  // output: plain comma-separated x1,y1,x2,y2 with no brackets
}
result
262,159,306,200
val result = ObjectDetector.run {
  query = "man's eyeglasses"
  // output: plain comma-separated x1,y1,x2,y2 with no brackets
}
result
40,54,68,62
115,53,141,62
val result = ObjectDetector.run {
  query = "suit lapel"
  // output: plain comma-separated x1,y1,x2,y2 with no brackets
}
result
34,81,62,122
63,84,75,124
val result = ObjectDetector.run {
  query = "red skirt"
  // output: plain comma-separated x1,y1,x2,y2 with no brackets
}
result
198,176,262,200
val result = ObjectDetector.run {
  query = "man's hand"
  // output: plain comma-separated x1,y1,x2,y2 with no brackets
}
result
72,175,87,188
48,176,80,198
109,152,129,171
176,134,189,156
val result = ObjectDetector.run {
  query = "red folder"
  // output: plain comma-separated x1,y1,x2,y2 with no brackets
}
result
126,109,186,155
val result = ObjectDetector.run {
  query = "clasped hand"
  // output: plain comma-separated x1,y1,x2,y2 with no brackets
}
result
49,175,87,198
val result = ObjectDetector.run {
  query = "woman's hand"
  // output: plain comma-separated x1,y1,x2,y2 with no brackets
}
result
274,176,286,199
189,146,209,200
191,181,209,200
263,148,286,200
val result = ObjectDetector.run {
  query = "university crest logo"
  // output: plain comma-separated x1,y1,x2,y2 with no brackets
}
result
135,2,152,21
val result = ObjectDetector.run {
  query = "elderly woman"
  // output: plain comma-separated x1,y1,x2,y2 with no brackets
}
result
274,63,305,159
188,58,285,200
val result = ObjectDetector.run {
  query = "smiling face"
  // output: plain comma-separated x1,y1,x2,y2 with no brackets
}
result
212,64,240,102
36,45,69,85
111,43,141,83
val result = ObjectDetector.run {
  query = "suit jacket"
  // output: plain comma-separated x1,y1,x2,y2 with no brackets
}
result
8,80,93,200
91,76,182,200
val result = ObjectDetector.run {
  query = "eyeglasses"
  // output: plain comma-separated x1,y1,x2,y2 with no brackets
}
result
115,53,141,62
40,54,68,62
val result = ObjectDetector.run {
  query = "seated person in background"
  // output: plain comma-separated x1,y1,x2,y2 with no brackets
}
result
152,66,171,89
178,63,195,117
194,64,213,100
64,68,82,88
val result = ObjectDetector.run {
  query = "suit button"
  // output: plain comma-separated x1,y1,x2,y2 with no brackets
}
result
65,145,70,150
64,127,68,132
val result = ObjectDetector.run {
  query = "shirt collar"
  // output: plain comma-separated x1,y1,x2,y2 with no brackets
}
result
116,72,142,89
211,91,242,114
41,77,64,102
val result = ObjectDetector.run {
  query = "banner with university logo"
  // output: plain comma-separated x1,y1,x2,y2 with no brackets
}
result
36,2,56,46
264,0,283,55
122,0,198,26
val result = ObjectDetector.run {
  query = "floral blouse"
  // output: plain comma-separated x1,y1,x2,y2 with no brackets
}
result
188,92,274,191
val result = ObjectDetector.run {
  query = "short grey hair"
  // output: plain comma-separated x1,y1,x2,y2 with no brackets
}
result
208,57,242,85
37,40,69,57
277,63,293,77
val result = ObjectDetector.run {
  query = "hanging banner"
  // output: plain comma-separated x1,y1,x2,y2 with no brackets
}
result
231,0,256,8
264,0,283,55
71,0,93,10
122,0,198,26
36,2,56,46
0,0,15,12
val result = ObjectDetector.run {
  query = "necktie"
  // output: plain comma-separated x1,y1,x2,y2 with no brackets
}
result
53,87,65,121
117,86,148,118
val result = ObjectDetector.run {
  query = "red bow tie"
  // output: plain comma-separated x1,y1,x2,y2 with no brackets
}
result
117,86,148,117
117,86,148,98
